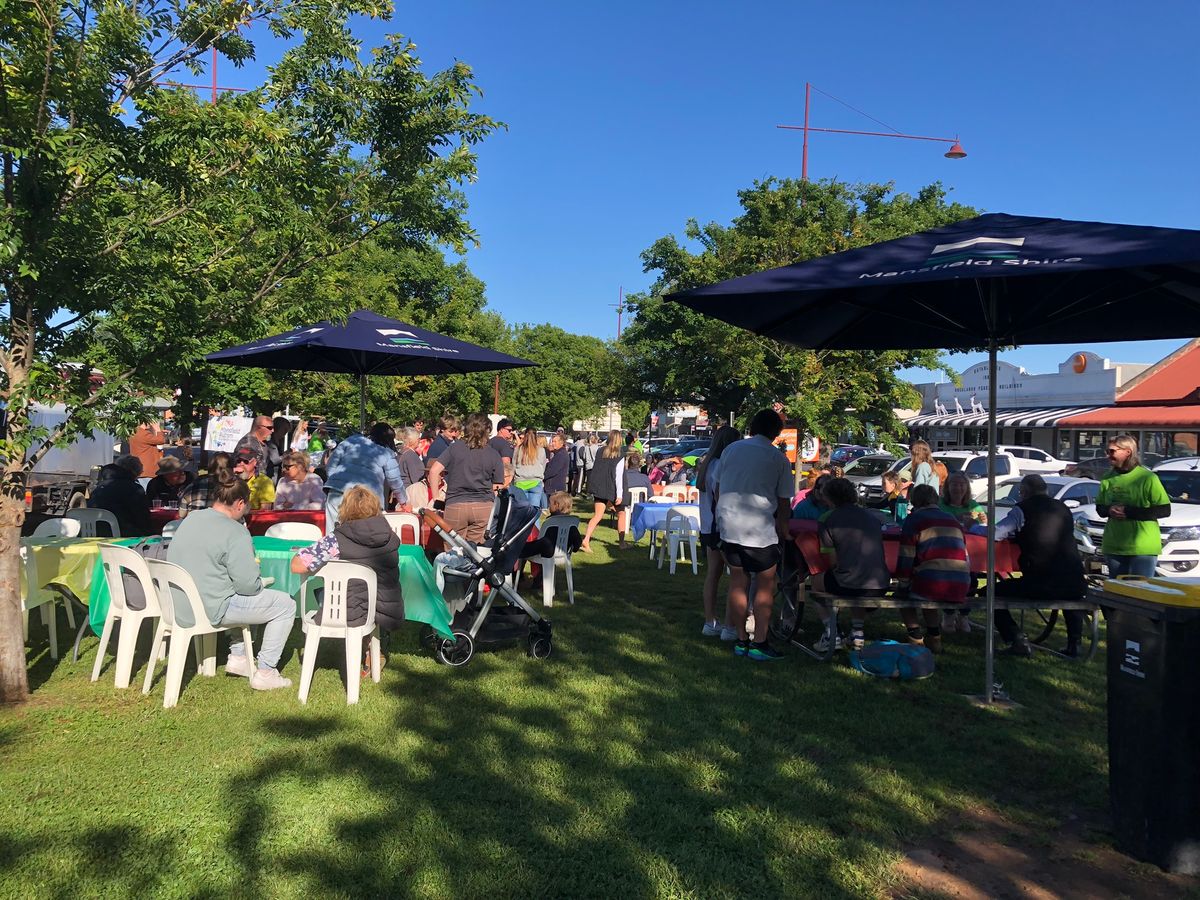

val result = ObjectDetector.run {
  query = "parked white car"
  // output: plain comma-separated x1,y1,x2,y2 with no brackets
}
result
860,449,1019,503
1073,457,1200,577
984,474,1100,508
995,445,1070,475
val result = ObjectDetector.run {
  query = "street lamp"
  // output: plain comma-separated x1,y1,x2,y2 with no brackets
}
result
777,82,966,181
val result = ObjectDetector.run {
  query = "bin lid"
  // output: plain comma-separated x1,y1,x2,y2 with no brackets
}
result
1101,576,1200,608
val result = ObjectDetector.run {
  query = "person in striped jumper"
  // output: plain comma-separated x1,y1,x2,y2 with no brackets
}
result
895,484,970,653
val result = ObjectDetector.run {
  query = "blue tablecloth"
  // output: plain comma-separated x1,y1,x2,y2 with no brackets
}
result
630,502,700,541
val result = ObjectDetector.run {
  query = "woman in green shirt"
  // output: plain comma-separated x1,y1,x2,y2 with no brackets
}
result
940,472,987,528
1097,434,1171,577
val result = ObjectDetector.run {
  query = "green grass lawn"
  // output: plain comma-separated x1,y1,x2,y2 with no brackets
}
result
0,505,1184,897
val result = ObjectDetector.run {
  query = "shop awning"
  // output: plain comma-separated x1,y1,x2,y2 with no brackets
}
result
905,406,1104,428
1056,405,1200,428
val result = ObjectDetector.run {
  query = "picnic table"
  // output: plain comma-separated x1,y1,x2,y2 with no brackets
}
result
629,501,699,542
782,519,1099,662
787,518,1022,575
147,507,326,537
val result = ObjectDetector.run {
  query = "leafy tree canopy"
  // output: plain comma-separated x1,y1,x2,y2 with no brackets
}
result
618,178,975,438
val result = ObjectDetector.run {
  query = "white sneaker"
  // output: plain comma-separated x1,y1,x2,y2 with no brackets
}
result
958,614,972,634
250,668,293,691
812,632,845,653
719,626,738,642
701,620,722,637
224,654,251,678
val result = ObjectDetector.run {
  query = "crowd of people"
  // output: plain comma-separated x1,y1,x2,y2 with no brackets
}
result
85,408,1170,682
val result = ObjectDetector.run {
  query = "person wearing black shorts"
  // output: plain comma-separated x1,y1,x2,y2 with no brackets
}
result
714,410,794,661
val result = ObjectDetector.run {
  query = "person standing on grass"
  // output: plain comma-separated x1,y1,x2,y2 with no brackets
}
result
617,449,652,550
1097,433,1170,578
697,425,741,639
894,484,970,653
580,430,625,553
167,477,294,691
544,433,571,496
489,417,516,487
716,409,793,662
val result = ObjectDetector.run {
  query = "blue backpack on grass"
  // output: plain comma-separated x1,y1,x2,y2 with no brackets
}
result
848,640,935,680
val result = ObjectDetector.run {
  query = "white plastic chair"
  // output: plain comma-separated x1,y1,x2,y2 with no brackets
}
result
20,545,66,659
94,544,162,688
661,484,692,502
297,561,380,705
142,558,256,709
66,508,121,537
622,488,648,545
528,515,579,607
657,507,700,575
264,521,323,542
383,512,422,546
32,518,82,539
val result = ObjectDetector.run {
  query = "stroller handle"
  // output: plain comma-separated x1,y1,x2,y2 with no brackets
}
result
420,506,454,535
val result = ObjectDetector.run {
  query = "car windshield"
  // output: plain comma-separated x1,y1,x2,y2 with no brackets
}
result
847,457,895,476
1158,471,1200,504
940,457,966,472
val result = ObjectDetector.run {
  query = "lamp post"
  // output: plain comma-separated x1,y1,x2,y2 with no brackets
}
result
778,82,966,181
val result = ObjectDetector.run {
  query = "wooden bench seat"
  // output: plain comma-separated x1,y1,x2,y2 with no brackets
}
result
783,586,1101,663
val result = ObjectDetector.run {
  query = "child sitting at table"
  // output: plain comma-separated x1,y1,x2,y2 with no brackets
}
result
521,492,582,559
895,484,970,653
811,478,890,652
290,485,403,673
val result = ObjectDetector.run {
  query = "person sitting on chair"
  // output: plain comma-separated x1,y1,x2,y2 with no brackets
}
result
167,477,294,690
520,492,582,559
291,485,404,673
987,473,1088,658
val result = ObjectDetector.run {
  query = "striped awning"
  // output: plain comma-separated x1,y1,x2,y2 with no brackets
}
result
905,406,1105,428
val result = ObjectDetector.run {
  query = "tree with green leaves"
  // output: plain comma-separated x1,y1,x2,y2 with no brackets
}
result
0,0,498,702
617,178,973,439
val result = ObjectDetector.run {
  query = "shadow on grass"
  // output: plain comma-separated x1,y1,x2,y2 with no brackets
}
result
212,536,1126,898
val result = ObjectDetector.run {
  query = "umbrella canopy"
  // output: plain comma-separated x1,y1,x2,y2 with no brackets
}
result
669,212,1200,703
206,309,536,430
207,308,534,377
669,213,1200,348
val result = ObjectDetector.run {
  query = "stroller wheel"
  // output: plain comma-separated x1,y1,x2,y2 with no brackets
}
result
529,636,552,660
436,630,475,667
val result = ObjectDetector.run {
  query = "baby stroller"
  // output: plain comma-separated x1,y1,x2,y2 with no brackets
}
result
421,488,551,666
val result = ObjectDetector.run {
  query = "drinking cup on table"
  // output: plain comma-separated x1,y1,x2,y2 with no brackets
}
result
151,499,163,510
261,502,274,511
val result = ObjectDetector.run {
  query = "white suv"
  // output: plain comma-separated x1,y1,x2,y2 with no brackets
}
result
1073,457,1200,577
860,449,1019,503
996,445,1070,475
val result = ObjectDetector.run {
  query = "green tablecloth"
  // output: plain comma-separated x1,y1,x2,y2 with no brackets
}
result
87,536,453,639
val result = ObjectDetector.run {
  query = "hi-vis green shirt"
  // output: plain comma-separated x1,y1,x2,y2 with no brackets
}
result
1098,466,1171,556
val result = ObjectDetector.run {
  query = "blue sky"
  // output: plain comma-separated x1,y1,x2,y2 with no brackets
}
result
212,1,1198,381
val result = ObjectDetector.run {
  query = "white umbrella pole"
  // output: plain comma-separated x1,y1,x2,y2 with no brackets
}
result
984,338,998,703
359,374,367,433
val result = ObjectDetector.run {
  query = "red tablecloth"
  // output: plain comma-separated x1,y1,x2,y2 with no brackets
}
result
146,507,326,537
788,518,1020,575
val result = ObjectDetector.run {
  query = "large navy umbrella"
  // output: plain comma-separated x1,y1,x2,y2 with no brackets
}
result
206,308,536,429
670,212,1200,702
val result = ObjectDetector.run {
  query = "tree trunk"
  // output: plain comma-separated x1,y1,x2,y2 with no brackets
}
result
0,487,29,704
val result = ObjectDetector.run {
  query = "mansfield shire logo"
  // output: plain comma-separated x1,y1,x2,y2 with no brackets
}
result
376,328,432,349
859,236,1082,279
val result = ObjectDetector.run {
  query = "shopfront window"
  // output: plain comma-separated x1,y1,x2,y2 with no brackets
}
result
1142,432,1199,467
1073,430,1109,460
